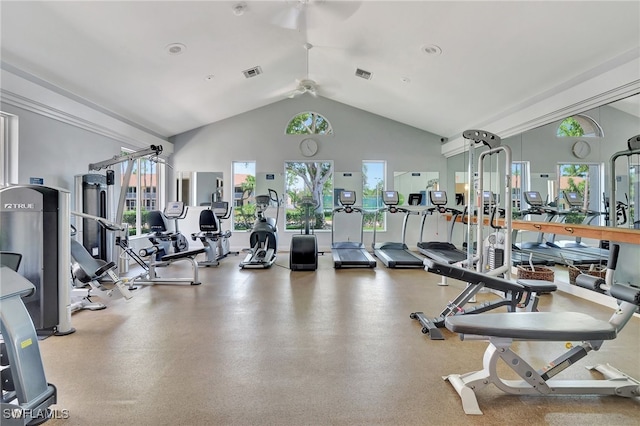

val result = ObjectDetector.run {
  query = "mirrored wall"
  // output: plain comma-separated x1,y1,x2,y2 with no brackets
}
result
175,171,224,207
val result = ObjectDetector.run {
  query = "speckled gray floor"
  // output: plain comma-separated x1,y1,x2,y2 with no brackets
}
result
40,253,640,425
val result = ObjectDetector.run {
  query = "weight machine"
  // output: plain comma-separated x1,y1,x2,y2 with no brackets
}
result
610,134,640,228
87,145,164,269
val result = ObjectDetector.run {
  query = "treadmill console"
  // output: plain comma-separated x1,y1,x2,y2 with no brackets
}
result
523,191,543,207
382,191,399,206
563,191,583,207
429,191,447,206
339,190,356,206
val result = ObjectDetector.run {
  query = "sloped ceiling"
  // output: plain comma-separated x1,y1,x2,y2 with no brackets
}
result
1,1,639,139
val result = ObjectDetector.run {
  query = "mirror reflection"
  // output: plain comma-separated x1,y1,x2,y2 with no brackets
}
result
447,93,640,231
176,171,224,206
393,172,439,205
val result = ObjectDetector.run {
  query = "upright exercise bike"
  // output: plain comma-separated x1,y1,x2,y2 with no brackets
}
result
240,189,279,269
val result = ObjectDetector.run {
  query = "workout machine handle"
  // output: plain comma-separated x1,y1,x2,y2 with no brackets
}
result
71,210,125,231
489,205,502,230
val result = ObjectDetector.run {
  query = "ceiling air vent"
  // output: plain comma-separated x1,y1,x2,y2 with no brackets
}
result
355,68,373,80
242,66,262,79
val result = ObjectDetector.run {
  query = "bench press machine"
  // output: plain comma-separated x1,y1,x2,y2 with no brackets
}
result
411,258,556,340
443,244,639,415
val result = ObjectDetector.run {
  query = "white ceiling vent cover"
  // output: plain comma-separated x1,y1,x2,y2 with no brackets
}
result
243,66,263,78
355,68,373,80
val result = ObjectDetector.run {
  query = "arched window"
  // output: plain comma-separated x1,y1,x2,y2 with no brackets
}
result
285,111,333,135
556,114,603,138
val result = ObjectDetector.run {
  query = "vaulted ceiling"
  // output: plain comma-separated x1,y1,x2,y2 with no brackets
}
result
1,1,639,140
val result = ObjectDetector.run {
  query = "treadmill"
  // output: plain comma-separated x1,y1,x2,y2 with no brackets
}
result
417,190,470,265
516,191,605,265
548,191,608,261
331,190,376,268
372,190,424,268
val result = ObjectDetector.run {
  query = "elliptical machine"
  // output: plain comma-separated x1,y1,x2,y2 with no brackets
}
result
239,189,279,269
289,196,319,271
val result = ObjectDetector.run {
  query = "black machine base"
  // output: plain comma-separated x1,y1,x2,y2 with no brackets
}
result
410,312,445,340
290,234,318,271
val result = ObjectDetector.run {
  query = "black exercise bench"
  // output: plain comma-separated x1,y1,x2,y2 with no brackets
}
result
411,258,556,340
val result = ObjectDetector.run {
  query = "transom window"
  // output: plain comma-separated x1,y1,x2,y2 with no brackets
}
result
556,114,603,138
285,111,333,135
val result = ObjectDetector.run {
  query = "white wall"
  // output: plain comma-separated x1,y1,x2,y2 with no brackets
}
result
170,96,447,252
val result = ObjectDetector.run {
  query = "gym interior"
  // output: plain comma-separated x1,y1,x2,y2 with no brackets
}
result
1,2,639,425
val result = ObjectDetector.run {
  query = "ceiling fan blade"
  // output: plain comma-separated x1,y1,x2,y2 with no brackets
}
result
287,87,304,98
272,1,304,29
304,0,362,28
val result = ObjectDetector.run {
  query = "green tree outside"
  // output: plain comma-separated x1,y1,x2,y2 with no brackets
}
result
557,117,585,137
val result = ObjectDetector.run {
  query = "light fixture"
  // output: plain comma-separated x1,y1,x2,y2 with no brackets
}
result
165,43,186,55
401,76,411,84
204,75,215,81
233,2,247,16
422,44,442,56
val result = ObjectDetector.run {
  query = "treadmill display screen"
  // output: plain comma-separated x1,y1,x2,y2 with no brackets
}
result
524,191,543,206
339,190,356,205
383,191,399,205
564,191,582,207
429,191,447,206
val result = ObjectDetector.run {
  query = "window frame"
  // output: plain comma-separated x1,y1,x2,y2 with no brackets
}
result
285,111,334,135
362,160,387,232
284,160,334,232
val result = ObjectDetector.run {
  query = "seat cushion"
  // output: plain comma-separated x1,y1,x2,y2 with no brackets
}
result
517,279,557,293
445,312,616,341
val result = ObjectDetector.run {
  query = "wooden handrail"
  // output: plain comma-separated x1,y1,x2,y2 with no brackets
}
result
443,214,640,244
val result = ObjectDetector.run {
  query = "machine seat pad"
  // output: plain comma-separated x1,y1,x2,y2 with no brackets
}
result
161,248,206,262
445,312,616,341
517,279,557,293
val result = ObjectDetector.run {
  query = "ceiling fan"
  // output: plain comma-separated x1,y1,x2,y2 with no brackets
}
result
287,43,319,98
272,0,362,31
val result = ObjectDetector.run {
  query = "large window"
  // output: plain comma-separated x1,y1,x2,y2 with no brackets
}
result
120,150,160,236
557,162,602,225
233,161,256,231
0,112,18,186
511,161,530,211
285,161,334,231
362,161,386,231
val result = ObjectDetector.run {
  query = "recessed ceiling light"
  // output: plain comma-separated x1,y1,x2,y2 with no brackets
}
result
204,75,215,81
233,2,247,16
401,77,411,84
166,43,186,55
422,44,442,55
